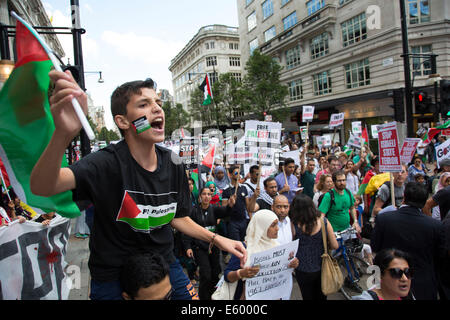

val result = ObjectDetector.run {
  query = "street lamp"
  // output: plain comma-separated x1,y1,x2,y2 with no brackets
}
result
187,72,206,85
85,71,104,83
0,59,14,83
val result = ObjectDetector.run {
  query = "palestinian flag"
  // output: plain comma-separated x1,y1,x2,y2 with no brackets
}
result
422,120,450,144
199,74,213,106
0,156,11,191
201,143,216,170
116,190,177,233
361,126,369,145
0,18,80,217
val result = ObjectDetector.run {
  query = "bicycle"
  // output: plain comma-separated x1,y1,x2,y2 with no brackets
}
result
333,227,371,300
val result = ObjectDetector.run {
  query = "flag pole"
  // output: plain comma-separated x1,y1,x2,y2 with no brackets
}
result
11,11,95,141
0,169,11,201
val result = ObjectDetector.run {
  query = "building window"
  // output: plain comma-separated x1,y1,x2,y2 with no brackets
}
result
262,0,274,20
231,73,242,82
206,56,217,67
283,11,297,30
264,26,276,42
288,79,303,101
285,45,301,70
341,12,367,47
408,0,430,24
339,0,351,5
344,58,370,89
281,0,291,6
208,72,218,85
229,57,241,67
313,71,332,95
209,41,215,49
307,0,325,16
247,11,257,32
310,32,329,59
246,0,254,5
229,42,239,50
411,45,432,76
249,38,259,55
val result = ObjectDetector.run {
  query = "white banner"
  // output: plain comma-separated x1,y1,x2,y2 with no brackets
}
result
352,121,362,136
0,215,72,300
436,138,450,168
329,113,345,128
347,133,363,149
302,106,314,122
245,240,299,300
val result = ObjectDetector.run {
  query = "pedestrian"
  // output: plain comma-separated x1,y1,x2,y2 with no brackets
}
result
275,158,301,204
423,181,450,221
315,155,341,184
299,145,316,199
214,166,231,193
271,195,293,245
183,187,230,300
34,211,56,226
205,181,221,206
30,72,246,300
318,170,360,233
120,252,173,300
407,156,427,183
312,174,333,207
344,160,360,196
249,176,278,212
290,194,339,300
223,209,299,300
371,182,444,300
352,248,414,300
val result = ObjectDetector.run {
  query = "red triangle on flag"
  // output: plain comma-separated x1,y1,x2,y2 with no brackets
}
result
15,20,49,68
116,191,141,221
201,144,215,169
361,127,369,144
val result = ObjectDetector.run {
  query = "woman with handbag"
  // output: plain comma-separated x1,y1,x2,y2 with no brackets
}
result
220,209,299,300
290,194,339,300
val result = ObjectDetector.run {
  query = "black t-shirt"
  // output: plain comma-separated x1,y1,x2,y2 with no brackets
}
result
256,198,271,211
69,140,190,281
222,185,248,221
433,186,450,220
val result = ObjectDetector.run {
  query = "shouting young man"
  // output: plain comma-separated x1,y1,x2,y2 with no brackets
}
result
30,71,246,300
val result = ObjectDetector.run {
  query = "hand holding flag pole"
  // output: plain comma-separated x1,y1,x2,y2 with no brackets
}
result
11,11,95,141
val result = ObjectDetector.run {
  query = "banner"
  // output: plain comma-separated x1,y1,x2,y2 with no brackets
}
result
352,121,362,136
347,133,363,149
0,215,72,299
436,139,450,168
371,124,380,139
299,126,308,140
329,113,345,128
400,138,421,164
378,122,402,172
245,240,299,300
302,106,314,122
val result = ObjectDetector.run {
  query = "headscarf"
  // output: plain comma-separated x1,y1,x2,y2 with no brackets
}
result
214,166,231,190
437,172,450,192
244,209,279,267
205,181,221,204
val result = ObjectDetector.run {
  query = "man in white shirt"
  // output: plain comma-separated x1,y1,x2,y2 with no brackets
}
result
271,195,293,245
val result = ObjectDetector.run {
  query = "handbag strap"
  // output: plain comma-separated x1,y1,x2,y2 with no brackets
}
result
320,216,328,253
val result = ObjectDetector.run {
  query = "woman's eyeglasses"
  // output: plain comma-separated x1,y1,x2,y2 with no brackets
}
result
387,268,413,279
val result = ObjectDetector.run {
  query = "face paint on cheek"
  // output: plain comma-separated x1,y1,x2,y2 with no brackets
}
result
131,115,151,134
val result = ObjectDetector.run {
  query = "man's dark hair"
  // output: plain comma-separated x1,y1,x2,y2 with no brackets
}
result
228,165,240,175
249,165,259,174
284,158,295,166
111,78,156,137
327,155,338,164
403,182,428,208
120,252,169,300
332,169,346,183
264,176,276,187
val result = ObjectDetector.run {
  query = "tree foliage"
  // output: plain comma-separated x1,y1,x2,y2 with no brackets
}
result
163,100,190,137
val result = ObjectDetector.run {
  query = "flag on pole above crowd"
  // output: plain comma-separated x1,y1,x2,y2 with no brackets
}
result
361,126,369,145
199,74,213,106
422,120,450,144
0,15,80,218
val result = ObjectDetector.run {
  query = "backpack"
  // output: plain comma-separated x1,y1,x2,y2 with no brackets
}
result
318,188,352,215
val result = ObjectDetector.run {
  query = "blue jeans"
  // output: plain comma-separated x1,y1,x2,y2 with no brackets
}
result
89,259,198,300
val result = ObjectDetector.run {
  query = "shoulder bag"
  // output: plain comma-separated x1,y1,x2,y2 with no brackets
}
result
211,275,238,300
320,217,344,296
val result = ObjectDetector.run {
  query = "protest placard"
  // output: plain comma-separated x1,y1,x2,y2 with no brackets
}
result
352,121,362,136
245,240,299,300
378,122,402,172
436,138,450,168
347,133,362,149
302,106,314,122
371,124,380,139
399,138,421,164
299,126,308,140
329,113,345,128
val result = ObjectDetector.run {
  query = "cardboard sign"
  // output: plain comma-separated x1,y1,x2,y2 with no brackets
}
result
329,113,345,128
299,126,308,140
400,138,421,164
378,122,402,172
302,106,314,122
371,125,380,139
347,133,362,149
352,121,362,136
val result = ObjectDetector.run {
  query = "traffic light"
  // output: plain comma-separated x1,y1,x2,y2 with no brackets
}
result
414,91,432,114
390,88,405,122
62,65,81,83
441,79,450,118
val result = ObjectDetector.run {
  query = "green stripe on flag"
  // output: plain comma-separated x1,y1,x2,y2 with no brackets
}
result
119,212,175,231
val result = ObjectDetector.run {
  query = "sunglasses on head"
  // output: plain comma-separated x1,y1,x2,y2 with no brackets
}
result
387,267,413,279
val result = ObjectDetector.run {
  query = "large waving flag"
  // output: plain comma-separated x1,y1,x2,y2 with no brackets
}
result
0,17,80,218
422,120,450,144
199,74,213,106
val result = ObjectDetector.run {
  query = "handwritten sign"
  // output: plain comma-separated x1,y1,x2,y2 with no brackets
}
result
302,106,314,122
400,138,421,164
245,240,298,300
329,113,345,128
378,122,402,172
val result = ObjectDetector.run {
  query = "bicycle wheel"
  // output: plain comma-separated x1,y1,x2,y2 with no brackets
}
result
336,255,364,295
349,254,371,276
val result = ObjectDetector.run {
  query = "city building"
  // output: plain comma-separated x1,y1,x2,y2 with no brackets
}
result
87,94,105,133
169,24,241,127
236,0,449,143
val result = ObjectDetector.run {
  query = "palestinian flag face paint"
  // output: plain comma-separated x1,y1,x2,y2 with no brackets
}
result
131,116,151,134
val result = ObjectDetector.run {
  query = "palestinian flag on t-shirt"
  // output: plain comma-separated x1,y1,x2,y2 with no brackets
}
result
0,17,80,217
116,190,177,233
199,74,213,106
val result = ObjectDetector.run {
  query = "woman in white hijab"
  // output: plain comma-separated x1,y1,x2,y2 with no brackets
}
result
223,209,299,300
